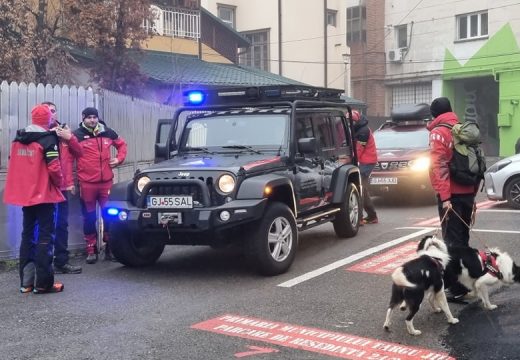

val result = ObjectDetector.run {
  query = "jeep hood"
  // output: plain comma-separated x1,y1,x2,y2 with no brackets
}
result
145,154,284,174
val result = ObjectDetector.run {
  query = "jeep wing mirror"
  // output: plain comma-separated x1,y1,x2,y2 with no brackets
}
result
154,119,175,163
297,137,317,155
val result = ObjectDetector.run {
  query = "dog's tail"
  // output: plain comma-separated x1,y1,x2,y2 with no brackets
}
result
391,267,416,288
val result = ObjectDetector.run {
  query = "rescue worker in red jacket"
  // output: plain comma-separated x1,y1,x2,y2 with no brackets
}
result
73,107,127,264
3,104,65,294
43,101,83,274
352,111,378,224
428,97,478,303
427,97,477,248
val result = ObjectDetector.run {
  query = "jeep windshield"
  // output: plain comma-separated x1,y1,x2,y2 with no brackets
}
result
179,113,289,153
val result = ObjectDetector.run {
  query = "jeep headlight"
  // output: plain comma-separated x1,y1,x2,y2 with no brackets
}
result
409,157,430,172
137,176,151,193
217,174,235,193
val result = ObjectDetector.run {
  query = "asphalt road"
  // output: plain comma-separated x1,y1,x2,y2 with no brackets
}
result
0,193,519,360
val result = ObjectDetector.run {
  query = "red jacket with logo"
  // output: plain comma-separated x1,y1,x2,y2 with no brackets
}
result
427,112,476,201
73,122,127,183
3,125,65,206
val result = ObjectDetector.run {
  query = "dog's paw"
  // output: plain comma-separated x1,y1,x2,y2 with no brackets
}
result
448,318,459,324
485,304,498,310
408,329,422,336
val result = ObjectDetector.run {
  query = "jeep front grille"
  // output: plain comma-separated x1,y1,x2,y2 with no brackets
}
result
137,177,227,208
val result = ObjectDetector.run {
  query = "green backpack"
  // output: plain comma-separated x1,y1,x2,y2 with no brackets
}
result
437,121,486,186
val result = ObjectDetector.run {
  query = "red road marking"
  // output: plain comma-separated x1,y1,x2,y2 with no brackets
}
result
192,314,454,360
347,241,418,274
235,345,279,358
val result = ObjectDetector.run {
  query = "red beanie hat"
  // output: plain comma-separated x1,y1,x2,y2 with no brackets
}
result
31,104,52,129
351,110,360,121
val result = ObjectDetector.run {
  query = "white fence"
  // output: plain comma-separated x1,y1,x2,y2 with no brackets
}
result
0,81,178,172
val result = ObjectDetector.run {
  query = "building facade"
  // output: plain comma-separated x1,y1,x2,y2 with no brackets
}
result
201,0,350,91
385,0,520,156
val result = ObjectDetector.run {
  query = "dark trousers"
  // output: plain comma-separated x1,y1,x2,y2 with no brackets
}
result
54,190,70,267
360,164,377,219
437,193,475,247
19,203,57,289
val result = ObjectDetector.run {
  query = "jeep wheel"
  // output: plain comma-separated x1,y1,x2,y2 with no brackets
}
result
246,202,297,276
109,224,165,267
332,183,361,238
505,176,520,209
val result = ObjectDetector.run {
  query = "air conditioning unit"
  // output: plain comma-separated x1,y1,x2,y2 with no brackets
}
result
387,48,404,63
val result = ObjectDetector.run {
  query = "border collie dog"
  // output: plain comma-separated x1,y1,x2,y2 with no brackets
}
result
383,236,459,336
444,246,520,310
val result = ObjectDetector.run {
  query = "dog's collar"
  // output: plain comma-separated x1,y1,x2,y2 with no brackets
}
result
479,250,503,280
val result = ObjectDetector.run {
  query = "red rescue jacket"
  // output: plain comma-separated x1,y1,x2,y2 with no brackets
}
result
427,112,476,201
3,125,65,206
353,116,378,165
73,121,127,184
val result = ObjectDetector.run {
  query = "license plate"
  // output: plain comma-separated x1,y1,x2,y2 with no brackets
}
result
158,212,182,225
370,177,398,185
147,196,193,209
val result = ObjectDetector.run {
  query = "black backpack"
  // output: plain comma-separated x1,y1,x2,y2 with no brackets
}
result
435,122,486,186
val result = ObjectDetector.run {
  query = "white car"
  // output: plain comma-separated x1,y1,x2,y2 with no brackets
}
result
484,154,520,209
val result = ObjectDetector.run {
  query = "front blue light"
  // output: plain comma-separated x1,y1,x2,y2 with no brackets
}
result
107,208,119,216
187,91,205,105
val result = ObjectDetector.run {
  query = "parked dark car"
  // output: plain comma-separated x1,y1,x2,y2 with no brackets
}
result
369,103,435,200
103,85,362,275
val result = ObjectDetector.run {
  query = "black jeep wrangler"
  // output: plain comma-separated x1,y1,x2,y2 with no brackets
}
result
104,85,362,275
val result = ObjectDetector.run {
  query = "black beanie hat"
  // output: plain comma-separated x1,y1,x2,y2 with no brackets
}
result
430,97,452,118
82,107,99,119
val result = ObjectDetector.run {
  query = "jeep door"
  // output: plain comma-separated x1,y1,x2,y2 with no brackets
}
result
294,114,323,212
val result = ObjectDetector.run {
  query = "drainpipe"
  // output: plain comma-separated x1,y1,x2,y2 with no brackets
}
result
323,0,328,87
278,0,282,75
198,0,202,60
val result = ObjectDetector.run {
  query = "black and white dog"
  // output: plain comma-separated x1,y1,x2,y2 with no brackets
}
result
444,246,520,310
383,236,459,336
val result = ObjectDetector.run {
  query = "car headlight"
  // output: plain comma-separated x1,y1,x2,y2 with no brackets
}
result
137,176,151,193
217,174,235,193
487,160,511,173
409,157,430,172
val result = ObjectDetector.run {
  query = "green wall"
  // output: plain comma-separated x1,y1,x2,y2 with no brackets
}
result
441,24,520,156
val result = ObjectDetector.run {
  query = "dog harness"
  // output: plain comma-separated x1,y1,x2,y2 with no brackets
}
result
479,250,503,280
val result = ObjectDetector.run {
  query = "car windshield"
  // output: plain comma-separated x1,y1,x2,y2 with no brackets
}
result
179,114,289,151
374,127,429,149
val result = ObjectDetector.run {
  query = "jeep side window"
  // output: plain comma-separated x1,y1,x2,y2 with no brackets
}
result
332,115,353,164
312,114,336,160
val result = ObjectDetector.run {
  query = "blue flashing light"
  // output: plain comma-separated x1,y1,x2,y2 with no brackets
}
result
107,208,120,216
186,91,205,105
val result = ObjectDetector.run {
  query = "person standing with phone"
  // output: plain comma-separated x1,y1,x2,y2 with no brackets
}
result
43,102,83,274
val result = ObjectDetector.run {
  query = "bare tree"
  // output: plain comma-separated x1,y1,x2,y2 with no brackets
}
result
66,0,153,95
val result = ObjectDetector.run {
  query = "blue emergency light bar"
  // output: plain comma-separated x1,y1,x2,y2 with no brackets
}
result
182,85,344,106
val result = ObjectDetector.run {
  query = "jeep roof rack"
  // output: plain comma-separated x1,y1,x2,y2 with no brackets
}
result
183,85,345,106
390,103,431,122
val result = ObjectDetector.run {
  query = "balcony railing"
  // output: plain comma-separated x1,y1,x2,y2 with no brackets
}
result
144,6,200,40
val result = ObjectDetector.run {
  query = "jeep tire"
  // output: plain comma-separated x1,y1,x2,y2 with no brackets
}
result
332,183,361,238
109,224,165,267
245,202,297,276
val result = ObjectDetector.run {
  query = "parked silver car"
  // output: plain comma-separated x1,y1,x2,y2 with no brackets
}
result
485,154,520,209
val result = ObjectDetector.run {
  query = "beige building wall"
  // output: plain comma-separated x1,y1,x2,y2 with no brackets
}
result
143,37,232,63
202,0,349,90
